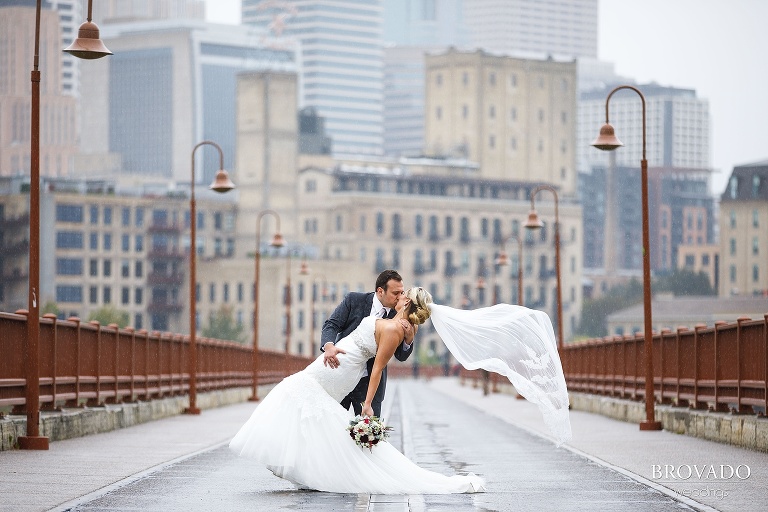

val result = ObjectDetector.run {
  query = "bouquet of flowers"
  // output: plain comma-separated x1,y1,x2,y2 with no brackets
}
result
347,414,393,450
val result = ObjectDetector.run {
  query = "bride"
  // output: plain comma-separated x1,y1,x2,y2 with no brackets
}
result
229,287,571,494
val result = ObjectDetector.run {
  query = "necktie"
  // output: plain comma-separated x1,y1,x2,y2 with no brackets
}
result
377,307,387,318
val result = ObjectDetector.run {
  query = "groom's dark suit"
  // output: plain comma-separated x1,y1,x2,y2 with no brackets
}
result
321,291,413,416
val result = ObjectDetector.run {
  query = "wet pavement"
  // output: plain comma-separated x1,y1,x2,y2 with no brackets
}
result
2,377,766,511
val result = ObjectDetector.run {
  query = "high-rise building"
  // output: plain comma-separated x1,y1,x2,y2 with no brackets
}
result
719,161,768,297
578,83,711,175
78,19,296,182
0,4,79,177
579,163,716,300
424,48,578,194
463,0,598,60
93,0,206,23
243,0,385,156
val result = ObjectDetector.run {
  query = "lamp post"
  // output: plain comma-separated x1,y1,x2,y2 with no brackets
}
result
524,185,563,352
592,85,662,431
19,0,111,451
250,210,285,401
496,235,523,306
185,141,235,415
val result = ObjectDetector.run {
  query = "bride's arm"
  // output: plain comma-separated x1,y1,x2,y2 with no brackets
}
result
361,323,403,416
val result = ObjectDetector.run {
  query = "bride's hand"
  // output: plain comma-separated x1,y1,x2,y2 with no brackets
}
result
361,403,374,417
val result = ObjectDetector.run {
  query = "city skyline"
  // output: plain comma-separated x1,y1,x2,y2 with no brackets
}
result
205,0,768,195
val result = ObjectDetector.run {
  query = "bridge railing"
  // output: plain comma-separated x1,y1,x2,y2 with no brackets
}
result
0,311,312,412
459,313,768,415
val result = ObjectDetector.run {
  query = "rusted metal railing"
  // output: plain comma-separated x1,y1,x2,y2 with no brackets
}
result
459,314,768,415
0,312,311,412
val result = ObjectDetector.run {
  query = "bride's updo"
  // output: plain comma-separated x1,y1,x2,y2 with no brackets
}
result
405,287,432,325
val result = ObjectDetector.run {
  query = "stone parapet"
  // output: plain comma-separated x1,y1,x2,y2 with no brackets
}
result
0,386,269,451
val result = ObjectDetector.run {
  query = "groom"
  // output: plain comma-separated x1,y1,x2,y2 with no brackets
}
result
321,269,416,416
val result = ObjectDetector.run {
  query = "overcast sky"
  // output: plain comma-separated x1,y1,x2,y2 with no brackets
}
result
206,0,768,195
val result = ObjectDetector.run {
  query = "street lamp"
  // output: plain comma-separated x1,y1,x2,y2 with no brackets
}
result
185,141,235,415
250,210,285,401
592,84,662,431
496,235,523,306
524,185,564,352
20,0,111,451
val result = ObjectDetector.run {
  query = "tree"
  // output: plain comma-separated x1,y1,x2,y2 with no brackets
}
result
87,305,130,328
202,305,245,343
576,279,643,338
654,269,715,296
42,301,61,317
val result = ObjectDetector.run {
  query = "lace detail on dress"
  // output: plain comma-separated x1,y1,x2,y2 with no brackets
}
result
349,318,376,360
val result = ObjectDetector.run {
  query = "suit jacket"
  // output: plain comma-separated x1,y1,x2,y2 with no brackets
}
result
321,291,413,364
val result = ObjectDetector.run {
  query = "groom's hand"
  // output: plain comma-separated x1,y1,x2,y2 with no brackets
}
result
323,342,345,369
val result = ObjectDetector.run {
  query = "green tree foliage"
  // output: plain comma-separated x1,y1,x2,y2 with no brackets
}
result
42,301,61,317
576,278,643,338
654,269,716,296
202,305,245,343
87,305,130,328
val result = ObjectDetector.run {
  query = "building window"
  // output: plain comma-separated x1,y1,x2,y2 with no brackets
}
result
103,207,112,225
489,105,495,118
56,204,84,223
135,261,143,278
122,207,131,227
753,175,761,198
489,135,495,148
238,282,244,302
89,286,98,304
510,107,517,121
730,210,736,229
223,283,230,302
462,105,468,119
305,179,317,192
122,287,130,305
122,234,130,252
135,288,143,305
209,283,215,302
359,215,366,233
135,235,144,252
488,72,496,86
90,232,98,250
135,313,143,329
436,73,442,86
753,237,759,255
730,239,736,255
214,212,223,230
730,265,737,283
753,265,760,282
445,216,453,238
462,72,468,85
56,258,83,275
103,233,112,251
753,210,760,228
509,73,517,87
435,106,442,120
103,260,112,277
376,212,384,234
89,205,99,224
538,109,544,122
56,231,84,249
415,214,423,237
103,286,111,304
135,208,144,227
89,259,98,276
336,214,343,231
121,260,130,278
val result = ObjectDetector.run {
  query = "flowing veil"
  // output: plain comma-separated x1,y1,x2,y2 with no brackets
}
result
428,303,572,445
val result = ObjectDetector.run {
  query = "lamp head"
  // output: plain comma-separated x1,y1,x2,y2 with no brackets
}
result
270,232,285,248
476,277,486,290
209,170,235,193
524,210,543,230
495,250,509,266
591,123,623,151
63,21,112,59
299,261,310,275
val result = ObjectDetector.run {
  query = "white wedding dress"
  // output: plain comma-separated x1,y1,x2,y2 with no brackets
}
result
229,316,485,494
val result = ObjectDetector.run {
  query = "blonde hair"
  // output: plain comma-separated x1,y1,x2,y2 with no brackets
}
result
405,287,432,325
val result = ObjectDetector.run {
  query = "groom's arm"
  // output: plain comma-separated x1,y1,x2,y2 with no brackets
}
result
321,293,353,351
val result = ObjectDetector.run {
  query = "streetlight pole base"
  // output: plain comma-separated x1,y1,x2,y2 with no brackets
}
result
248,396,260,402
183,407,201,415
639,420,662,431
19,436,49,450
